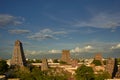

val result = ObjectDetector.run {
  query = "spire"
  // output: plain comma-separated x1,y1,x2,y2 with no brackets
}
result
10,40,26,67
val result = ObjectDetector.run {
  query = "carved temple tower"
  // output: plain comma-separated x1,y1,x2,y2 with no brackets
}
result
10,40,26,67
41,58,48,71
61,50,71,64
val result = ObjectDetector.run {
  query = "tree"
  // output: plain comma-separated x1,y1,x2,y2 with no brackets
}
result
75,65,94,80
53,59,59,63
116,58,120,65
92,60,102,66
95,71,111,80
31,67,46,80
0,60,8,74
59,61,67,64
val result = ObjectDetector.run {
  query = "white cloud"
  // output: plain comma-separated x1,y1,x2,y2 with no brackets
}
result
25,49,61,56
25,50,43,56
40,28,52,34
0,14,24,27
71,47,81,53
53,31,67,35
27,28,67,40
48,49,61,54
84,45,93,50
8,29,30,34
40,28,67,35
74,13,120,29
111,43,120,49
70,45,94,53
27,34,54,40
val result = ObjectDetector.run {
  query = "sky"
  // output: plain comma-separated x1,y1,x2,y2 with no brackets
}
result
0,0,120,59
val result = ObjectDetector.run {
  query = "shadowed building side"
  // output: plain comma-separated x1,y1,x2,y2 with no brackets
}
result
10,40,26,67
105,58,115,78
115,65,120,78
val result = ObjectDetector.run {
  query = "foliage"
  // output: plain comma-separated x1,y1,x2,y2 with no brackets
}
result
94,71,111,80
75,65,111,80
92,60,102,66
31,67,47,80
75,65,94,80
0,60,9,74
59,61,67,64
53,59,59,63
116,58,120,65
8,66,68,80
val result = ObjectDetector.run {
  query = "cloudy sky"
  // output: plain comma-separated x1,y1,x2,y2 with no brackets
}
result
0,0,120,59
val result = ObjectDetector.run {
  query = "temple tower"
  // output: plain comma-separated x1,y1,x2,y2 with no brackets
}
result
105,58,115,78
10,40,26,67
115,65,120,78
94,53,104,66
41,58,48,71
61,50,71,64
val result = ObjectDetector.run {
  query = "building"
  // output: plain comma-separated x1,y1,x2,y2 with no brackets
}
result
94,53,103,61
71,59,78,67
115,65,120,79
61,50,71,64
94,53,104,66
0,75,6,80
41,58,48,71
105,58,115,78
10,40,26,67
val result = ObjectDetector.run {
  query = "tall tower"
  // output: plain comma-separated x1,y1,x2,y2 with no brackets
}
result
94,53,104,66
105,58,115,78
61,50,71,64
41,58,48,71
10,40,26,67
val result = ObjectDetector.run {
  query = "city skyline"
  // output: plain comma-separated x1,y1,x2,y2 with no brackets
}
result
0,0,120,59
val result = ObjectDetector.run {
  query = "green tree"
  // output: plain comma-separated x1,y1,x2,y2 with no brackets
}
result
75,65,94,80
0,60,8,74
117,58,120,65
8,65,69,80
59,61,67,64
95,71,111,80
31,67,46,80
92,60,102,66
53,59,59,63
14,67,34,80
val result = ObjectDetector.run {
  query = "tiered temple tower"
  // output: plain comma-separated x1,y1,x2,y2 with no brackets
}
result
41,58,48,71
10,40,26,67
94,53,104,66
95,53,102,61
105,58,115,78
61,50,71,64
115,65,120,78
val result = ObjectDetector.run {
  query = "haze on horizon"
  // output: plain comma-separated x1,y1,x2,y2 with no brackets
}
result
0,0,120,59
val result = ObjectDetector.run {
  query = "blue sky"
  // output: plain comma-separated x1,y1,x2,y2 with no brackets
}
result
0,0,120,59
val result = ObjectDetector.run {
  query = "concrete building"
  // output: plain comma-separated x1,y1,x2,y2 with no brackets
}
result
10,40,26,67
